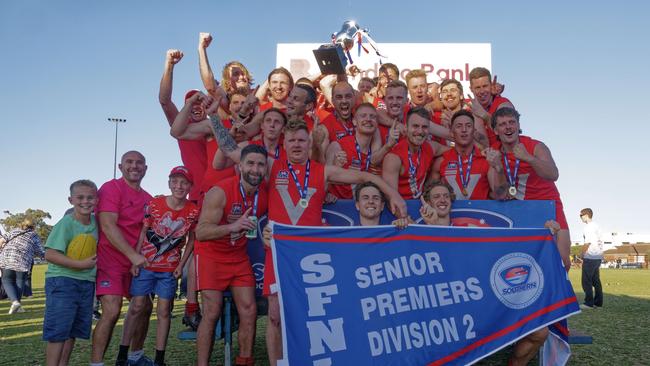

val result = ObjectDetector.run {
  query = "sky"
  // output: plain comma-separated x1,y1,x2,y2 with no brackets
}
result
1,0,648,240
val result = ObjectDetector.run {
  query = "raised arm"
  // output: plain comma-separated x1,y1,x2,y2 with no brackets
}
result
197,32,221,99
159,49,184,126
484,147,508,200
170,93,212,140
371,121,399,165
382,152,401,191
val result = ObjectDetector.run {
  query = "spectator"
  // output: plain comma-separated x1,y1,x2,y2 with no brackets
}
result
580,208,604,309
0,218,44,314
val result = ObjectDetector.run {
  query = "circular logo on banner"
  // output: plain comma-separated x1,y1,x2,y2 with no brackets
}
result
490,252,544,309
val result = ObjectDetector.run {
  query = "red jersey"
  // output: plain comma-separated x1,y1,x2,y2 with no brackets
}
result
438,148,491,200
195,176,268,263
388,139,435,199
141,196,199,272
492,136,562,202
328,136,380,199
177,139,207,202
201,119,236,195
249,139,287,161
320,112,355,142
259,101,287,114
269,159,326,226
485,96,512,146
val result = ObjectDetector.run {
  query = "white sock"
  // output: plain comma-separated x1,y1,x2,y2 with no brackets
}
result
12,301,20,306
128,350,144,362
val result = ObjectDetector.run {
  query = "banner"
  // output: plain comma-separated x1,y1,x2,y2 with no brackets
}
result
248,200,556,294
277,43,491,91
271,224,579,365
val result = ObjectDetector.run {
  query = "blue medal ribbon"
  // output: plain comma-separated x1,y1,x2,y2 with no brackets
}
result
287,160,310,202
457,148,474,191
503,152,520,188
354,138,372,172
239,181,259,217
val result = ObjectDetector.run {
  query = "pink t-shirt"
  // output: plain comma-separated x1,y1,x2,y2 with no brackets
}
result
96,178,152,271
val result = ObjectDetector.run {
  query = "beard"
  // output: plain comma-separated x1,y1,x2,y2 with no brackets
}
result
242,171,263,187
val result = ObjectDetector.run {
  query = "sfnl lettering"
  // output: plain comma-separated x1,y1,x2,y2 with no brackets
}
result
300,254,347,365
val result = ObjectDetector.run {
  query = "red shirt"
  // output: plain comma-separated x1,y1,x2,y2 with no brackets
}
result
485,96,512,146
320,112,355,142
492,135,562,203
96,178,152,271
177,139,206,202
259,101,287,114
141,196,199,272
328,136,380,199
195,176,268,263
249,139,287,161
269,159,326,226
388,139,435,199
438,148,491,200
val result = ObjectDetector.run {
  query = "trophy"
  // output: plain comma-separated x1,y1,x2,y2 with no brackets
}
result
313,20,385,75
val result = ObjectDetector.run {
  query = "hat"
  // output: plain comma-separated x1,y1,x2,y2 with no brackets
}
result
169,166,193,184
184,89,201,101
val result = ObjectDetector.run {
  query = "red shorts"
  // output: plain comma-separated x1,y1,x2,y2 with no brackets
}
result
262,247,276,296
96,266,132,298
195,251,254,291
555,200,568,230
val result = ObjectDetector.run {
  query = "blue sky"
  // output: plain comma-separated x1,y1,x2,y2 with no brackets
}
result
1,0,648,239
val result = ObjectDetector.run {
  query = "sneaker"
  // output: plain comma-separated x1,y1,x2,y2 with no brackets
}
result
580,303,594,310
8,302,22,314
128,355,154,366
93,310,102,321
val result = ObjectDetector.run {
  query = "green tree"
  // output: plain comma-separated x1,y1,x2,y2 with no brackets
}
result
1,209,53,242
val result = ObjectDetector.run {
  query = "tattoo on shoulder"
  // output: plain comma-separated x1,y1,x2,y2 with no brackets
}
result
209,115,238,153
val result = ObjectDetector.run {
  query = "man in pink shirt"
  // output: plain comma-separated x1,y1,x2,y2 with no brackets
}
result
91,151,153,366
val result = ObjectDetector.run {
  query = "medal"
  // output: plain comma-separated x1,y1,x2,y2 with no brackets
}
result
239,182,259,239
457,148,474,197
354,138,372,172
502,152,520,198
287,160,311,209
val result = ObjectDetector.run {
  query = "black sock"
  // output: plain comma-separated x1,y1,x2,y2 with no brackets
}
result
117,345,129,361
155,349,165,365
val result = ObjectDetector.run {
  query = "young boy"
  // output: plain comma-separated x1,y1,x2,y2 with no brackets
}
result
117,166,199,366
43,179,99,366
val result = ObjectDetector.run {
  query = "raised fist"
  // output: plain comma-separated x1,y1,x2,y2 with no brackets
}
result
166,49,184,65
199,32,213,49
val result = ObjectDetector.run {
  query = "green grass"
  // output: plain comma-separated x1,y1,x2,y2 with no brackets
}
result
1,266,648,365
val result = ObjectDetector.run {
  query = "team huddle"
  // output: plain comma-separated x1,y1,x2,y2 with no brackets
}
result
42,32,569,366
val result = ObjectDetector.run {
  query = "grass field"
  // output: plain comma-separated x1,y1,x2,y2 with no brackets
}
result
1,266,649,365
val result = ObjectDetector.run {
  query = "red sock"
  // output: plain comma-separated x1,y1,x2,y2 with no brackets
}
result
185,302,199,315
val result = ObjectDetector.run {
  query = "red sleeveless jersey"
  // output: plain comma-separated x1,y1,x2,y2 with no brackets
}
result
177,138,206,202
269,159,326,226
201,138,236,195
321,112,355,142
249,139,287,161
438,148,491,200
389,139,434,199
195,175,268,263
485,96,512,146
328,136,380,199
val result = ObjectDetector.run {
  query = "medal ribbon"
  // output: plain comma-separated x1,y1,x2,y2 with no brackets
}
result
457,148,474,190
287,159,310,202
354,138,372,172
503,153,520,188
239,182,259,217
407,147,422,197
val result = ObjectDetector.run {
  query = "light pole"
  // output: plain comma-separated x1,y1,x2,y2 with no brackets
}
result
107,118,126,179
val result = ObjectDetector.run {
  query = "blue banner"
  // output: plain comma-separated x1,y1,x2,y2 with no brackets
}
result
271,224,579,365
247,200,556,294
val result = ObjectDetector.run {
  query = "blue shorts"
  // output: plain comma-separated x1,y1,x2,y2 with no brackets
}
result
130,269,177,300
43,276,94,342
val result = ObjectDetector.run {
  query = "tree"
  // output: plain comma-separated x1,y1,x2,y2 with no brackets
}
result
1,209,53,242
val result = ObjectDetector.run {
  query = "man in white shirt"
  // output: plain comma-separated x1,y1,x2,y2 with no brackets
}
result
580,208,604,309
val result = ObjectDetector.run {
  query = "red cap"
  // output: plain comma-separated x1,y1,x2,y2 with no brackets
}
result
184,89,200,101
169,166,193,184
